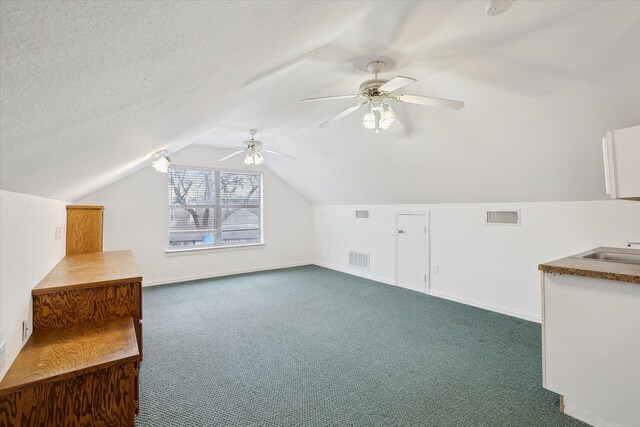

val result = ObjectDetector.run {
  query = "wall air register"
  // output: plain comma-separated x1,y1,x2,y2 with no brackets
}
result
485,210,520,225
349,251,370,270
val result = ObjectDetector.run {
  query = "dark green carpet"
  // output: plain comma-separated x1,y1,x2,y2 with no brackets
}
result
136,265,587,426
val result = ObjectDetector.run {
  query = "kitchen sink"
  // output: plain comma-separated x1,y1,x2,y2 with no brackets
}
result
578,251,640,265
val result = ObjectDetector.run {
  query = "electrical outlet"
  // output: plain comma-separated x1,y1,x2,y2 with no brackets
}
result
432,264,439,274
0,340,6,372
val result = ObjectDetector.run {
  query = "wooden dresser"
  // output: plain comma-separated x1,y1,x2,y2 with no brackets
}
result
0,250,143,426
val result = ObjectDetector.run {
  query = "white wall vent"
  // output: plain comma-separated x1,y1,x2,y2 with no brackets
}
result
355,210,369,219
349,251,370,270
486,210,520,225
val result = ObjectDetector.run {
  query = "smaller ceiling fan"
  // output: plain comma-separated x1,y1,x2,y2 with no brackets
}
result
301,61,465,132
218,129,295,165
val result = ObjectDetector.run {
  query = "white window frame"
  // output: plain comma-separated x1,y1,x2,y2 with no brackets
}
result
166,165,264,254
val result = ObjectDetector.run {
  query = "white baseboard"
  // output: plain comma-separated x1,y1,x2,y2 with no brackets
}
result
144,261,542,323
312,261,541,324
428,289,541,323
312,261,396,286
142,261,313,287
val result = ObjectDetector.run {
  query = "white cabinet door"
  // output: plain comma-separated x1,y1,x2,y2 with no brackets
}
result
603,125,640,199
542,273,640,427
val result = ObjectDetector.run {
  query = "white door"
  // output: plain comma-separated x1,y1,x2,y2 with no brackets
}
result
396,213,428,293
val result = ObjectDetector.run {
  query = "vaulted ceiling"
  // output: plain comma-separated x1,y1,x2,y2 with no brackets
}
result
1,1,638,203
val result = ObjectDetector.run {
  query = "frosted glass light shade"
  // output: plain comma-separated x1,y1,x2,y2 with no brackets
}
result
363,112,376,129
151,156,170,173
380,109,395,129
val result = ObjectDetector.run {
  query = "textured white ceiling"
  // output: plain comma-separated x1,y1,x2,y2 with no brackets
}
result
1,1,639,203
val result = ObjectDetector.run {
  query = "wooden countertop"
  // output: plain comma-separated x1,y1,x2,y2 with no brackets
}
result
33,250,142,294
539,247,640,285
0,317,139,395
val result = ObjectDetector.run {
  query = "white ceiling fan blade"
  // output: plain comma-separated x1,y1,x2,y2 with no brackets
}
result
218,150,245,162
263,149,296,160
379,76,417,93
300,94,361,103
395,94,464,110
319,102,367,128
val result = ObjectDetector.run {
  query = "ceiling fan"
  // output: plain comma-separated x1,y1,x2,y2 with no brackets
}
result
217,129,295,165
301,61,464,132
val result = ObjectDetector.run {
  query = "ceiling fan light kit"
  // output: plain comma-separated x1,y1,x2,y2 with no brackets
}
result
219,61,466,164
300,60,465,132
244,145,264,165
218,129,295,165
362,99,396,133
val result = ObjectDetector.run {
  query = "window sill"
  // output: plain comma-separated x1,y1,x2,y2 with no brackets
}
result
166,243,265,257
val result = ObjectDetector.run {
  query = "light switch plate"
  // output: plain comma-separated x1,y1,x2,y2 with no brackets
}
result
0,340,6,372
22,321,29,342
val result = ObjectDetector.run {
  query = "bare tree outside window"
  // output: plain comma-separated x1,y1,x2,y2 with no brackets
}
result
168,167,262,248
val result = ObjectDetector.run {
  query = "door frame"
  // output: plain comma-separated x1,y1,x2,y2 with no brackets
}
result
394,210,430,293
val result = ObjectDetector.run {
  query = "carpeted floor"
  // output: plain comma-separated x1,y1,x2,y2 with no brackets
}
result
135,265,587,426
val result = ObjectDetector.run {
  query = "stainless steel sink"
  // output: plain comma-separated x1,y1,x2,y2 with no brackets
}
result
578,251,640,265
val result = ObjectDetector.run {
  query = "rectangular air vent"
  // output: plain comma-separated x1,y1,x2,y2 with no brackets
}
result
349,251,370,270
355,210,369,219
486,210,520,225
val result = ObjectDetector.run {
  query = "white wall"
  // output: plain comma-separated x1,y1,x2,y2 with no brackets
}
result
0,190,67,380
312,200,640,322
79,145,313,285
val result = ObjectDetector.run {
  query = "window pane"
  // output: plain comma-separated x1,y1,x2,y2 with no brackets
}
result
221,206,260,244
221,229,260,244
221,207,260,231
220,172,261,205
169,206,216,232
168,169,216,206
169,231,216,248
219,172,261,245
168,167,261,249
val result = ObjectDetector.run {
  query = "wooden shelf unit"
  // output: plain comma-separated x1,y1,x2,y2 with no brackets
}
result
66,205,104,255
0,318,139,426
32,250,143,356
0,250,143,426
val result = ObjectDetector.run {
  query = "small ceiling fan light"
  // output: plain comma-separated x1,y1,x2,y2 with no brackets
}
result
380,108,395,130
363,112,376,129
244,154,254,165
254,153,264,165
151,150,170,173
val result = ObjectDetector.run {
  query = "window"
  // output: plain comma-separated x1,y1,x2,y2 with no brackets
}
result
168,166,262,250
